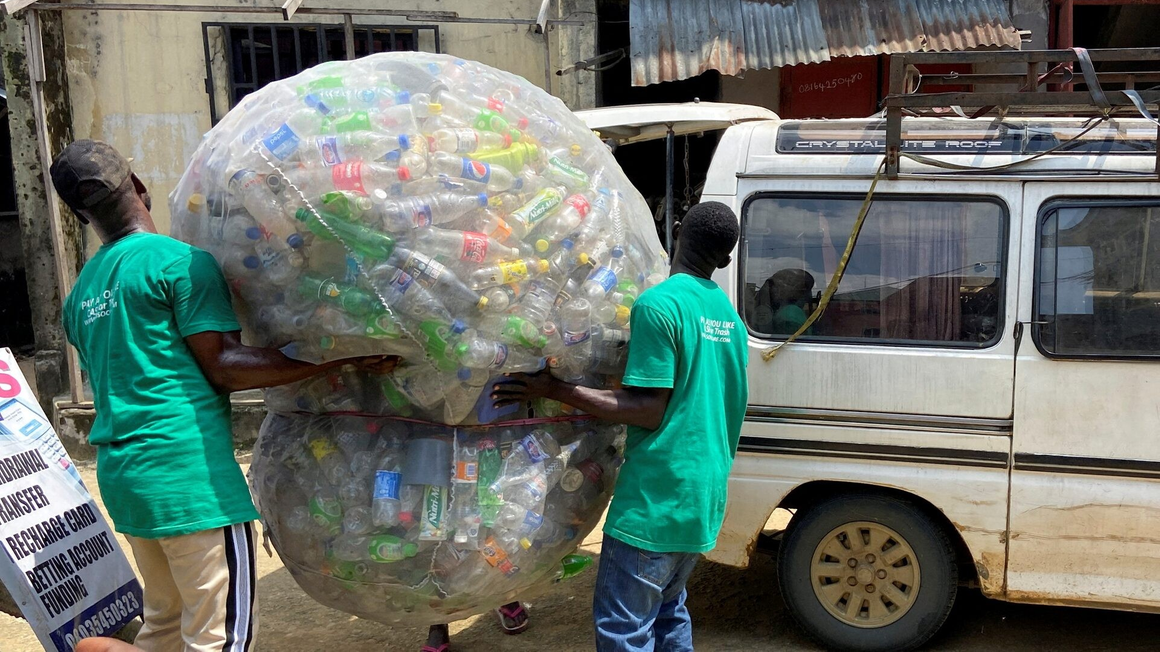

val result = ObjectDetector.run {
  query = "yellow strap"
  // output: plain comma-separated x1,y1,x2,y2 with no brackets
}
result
761,159,886,362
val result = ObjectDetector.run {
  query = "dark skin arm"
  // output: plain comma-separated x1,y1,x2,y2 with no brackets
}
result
186,330,400,393
491,371,672,431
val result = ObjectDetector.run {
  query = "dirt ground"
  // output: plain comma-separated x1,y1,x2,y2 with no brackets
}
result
3,462,1160,651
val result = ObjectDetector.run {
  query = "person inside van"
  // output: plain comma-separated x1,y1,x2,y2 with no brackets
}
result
753,268,816,335
491,201,749,652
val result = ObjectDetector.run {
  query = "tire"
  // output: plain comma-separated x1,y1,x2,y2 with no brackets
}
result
777,493,958,652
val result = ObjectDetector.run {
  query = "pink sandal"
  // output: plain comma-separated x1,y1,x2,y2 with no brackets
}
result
421,646,448,652
495,602,529,635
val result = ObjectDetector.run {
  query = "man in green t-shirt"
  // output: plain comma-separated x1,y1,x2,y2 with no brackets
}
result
52,141,397,652
494,202,748,651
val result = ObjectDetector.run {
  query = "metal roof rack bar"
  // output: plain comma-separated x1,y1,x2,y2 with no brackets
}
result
884,47,1160,179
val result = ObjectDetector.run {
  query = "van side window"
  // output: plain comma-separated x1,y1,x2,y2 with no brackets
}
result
1036,201,1160,357
741,195,1006,346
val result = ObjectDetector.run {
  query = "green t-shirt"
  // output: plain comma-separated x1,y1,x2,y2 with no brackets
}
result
63,232,258,539
605,273,749,553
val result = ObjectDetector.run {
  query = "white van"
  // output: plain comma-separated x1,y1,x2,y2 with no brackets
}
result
580,105,1160,650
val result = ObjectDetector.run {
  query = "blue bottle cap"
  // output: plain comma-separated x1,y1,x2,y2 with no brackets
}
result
243,255,261,270
561,238,574,250
451,319,467,334
475,193,489,207
384,150,401,163
611,246,624,258
287,233,305,249
426,63,441,74
513,177,524,191
396,90,411,105
454,59,466,66
244,226,262,241
457,367,472,381
398,134,411,151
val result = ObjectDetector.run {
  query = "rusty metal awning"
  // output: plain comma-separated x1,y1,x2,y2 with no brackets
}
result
629,0,1022,86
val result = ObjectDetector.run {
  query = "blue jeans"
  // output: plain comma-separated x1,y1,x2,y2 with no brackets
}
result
593,534,701,652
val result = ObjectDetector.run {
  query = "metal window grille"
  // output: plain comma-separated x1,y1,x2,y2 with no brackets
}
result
202,22,440,123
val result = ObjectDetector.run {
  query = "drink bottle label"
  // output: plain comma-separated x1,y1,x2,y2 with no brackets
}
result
419,485,448,541
487,217,514,243
370,538,405,563
455,461,478,483
563,328,591,346
373,470,401,500
499,260,530,284
521,476,547,502
513,189,563,227
335,111,371,133
459,158,492,184
410,203,434,228
332,161,367,195
519,434,552,464
590,267,618,293
491,343,510,368
481,537,519,576
451,128,478,152
565,194,591,218
461,231,490,263
523,510,544,529
316,136,343,167
389,269,415,295
309,438,338,461
402,252,449,289
263,123,301,160
547,156,589,187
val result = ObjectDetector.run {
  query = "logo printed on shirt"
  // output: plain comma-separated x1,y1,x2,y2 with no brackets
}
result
698,315,737,344
79,282,122,327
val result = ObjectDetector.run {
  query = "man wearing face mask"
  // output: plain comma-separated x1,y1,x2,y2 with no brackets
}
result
53,140,398,651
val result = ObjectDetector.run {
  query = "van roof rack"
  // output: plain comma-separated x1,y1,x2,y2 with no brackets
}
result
883,47,1160,178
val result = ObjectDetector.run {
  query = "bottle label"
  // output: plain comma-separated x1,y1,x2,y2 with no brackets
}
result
332,161,367,195
547,156,589,186
389,269,415,295
263,123,301,160
499,260,530,284
523,510,544,529
491,343,509,368
419,485,448,541
565,194,591,218
578,459,604,484
519,434,552,464
521,476,547,502
452,128,478,153
309,438,338,461
513,189,563,227
459,158,492,184
316,136,342,167
590,267,618,293
411,203,434,228
335,111,371,134
563,328,591,347
455,461,478,483
403,252,449,289
370,540,404,562
488,217,514,243
461,231,490,263
373,470,402,500
481,537,519,576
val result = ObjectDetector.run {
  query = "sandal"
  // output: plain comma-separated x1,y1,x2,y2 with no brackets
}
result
495,602,529,635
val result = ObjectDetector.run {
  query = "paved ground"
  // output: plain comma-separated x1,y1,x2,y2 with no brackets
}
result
3,461,1160,651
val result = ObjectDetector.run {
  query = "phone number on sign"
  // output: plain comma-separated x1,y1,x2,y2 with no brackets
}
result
798,72,864,94
61,593,141,649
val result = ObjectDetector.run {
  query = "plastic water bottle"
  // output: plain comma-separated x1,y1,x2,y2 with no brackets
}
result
443,367,488,424
451,482,482,548
377,267,457,326
386,364,448,410
582,247,629,300
372,451,403,527
431,127,511,154
205,208,263,246
533,192,593,241
543,155,590,191
227,169,302,249
220,249,261,278
494,502,548,540
413,227,520,264
476,208,527,244
299,274,382,317
467,258,550,290
377,247,486,314
313,131,416,166
342,505,374,535
291,160,412,197
379,191,489,230
455,334,546,372
431,91,512,134
429,152,519,192
480,283,520,313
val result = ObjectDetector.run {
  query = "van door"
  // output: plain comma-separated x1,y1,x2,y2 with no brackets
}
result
1009,182,1160,607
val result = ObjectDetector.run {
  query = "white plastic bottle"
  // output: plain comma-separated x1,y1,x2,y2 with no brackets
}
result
430,152,518,192
431,127,511,154
413,227,520,264
379,191,489,230
372,450,403,527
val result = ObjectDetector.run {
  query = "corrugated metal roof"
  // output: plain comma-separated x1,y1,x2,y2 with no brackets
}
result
629,0,1022,86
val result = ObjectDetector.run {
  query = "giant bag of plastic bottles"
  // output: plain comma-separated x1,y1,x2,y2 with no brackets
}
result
168,52,666,624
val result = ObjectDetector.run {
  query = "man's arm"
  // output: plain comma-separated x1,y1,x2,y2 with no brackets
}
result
492,372,672,430
186,330,399,393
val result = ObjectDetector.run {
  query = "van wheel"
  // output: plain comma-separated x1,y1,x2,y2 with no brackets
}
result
777,494,957,652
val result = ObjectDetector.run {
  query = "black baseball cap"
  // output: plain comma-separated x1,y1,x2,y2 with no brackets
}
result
50,140,132,212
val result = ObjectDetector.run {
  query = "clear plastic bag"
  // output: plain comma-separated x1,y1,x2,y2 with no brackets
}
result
170,53,666,624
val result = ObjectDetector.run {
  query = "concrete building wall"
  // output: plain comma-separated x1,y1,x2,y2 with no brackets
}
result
60,0,596,256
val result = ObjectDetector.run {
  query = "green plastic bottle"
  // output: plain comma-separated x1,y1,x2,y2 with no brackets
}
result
416,319,461,372
501,315,548,349
367,534,420,563
299,274,381,317
294,207,396,260
476,438,503,527
554,554,593,582
379,377,414,417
